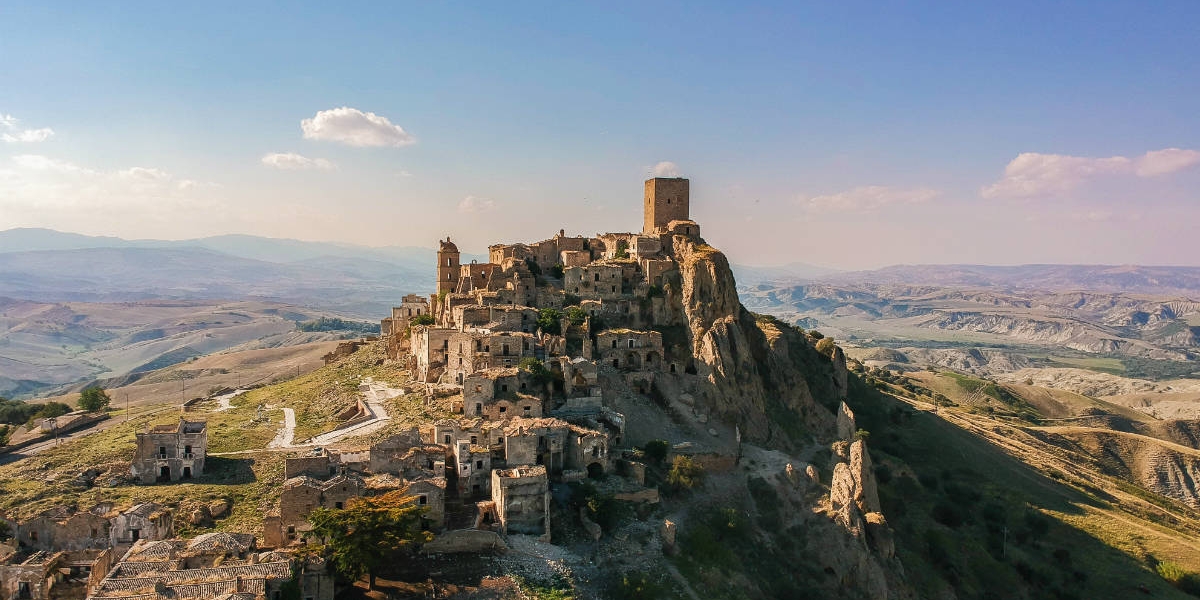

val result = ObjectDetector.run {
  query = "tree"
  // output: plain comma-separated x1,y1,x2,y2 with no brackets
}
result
411,314,436,326
78,387,111,412
815,337,836,357
536,308,563,335
307,491,431,588
667,455,705,492
519,357,555,386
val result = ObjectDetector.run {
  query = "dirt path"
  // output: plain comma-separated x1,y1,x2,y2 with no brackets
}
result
307,377,396,445
267,407,297,448
212,389,247,412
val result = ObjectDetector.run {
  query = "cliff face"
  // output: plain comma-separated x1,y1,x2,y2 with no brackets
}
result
668,237,838,447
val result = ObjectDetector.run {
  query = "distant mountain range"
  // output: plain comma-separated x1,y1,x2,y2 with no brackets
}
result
741,263,1200,295
0,228,465,317
4,229,1200,319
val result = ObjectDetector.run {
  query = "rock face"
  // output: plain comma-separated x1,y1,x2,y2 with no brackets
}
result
666,237,837,447
838,402,857,442
850,440,881,515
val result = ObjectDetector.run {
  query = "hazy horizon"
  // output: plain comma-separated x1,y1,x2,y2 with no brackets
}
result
2,3,1198,270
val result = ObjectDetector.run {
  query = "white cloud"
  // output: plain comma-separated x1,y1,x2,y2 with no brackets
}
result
300,107,415,147
982,148,1200,198
457,195,495,213
652,161,681,177
2,127,54,143
261,152,334,170
800,186,940,213
1135,148,1200,177
1,113,54,143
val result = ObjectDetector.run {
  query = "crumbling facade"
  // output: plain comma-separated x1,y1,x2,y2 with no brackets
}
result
130,419,207,484
490,466,550,540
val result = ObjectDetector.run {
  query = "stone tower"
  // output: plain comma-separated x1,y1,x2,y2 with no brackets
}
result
437,237,460,294
643,177,690,234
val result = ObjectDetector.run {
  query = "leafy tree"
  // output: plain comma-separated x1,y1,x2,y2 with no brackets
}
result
537,308,563,335
0,520,10,542
815,337,836,357
78,387,111,412
0,424,9,447
519,357,555,385
667,455,705,492
565,306,588,325
307,491,431,588
411,314,436,326
549,264,565,279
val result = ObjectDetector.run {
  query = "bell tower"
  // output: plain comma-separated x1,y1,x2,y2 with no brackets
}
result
436,237,460,294
643,177,690,234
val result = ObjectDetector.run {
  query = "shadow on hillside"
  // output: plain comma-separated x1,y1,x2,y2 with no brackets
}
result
847,373,1197,599
199,456,256,485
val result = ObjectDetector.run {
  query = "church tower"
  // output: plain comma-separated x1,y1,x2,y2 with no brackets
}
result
643,177,690,234
436,237,460,294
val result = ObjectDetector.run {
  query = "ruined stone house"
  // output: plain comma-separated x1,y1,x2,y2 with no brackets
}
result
0,548,68,600
461,368,543,420
108,503,172,547
15,506,110,553
130,419,206,484
88,534,331,600
490,466,550,541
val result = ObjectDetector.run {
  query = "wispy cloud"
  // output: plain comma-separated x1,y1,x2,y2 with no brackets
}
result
0,113,54,143
652,161,681,177
301,107,415,147
799,186,939,213
261,152,334,170
457,195,495,213
982,148,1200,198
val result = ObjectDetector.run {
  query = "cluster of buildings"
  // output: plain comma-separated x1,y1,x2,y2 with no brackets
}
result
369,177,700,542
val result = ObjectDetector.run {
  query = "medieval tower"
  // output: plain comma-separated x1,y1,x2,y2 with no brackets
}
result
643,177,690,234
437,237,460,294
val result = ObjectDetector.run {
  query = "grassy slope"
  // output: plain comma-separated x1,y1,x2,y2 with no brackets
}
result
851,370,1200,599
0,341,441,538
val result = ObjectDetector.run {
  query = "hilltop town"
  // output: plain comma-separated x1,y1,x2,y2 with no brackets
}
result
0,177,898,599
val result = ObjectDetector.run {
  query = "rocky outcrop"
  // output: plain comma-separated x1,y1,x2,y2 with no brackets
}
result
850,440,881,515
838,402,856,443
666,237,837,447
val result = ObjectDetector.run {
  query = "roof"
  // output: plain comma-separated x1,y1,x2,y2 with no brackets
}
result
186,532,254,554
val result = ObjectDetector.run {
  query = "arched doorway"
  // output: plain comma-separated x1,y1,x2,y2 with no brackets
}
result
587,462,604,479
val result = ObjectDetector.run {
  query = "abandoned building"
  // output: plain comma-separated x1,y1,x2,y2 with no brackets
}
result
490,466,550,541
88,534,332,600
263,473,365,547
13,505,110,553
130,419,207,484
108,503,173,547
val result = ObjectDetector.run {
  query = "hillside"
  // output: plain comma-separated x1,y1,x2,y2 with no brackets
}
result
0,298,355,399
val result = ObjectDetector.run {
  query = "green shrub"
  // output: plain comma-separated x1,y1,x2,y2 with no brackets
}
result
808,330,824,340
537,308,563,335
566,306,588,324
667,455,705,492
816,337,836,356
78,387,111,412
411,314,436,326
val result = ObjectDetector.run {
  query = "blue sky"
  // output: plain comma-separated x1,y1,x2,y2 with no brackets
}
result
1,1,1197,268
